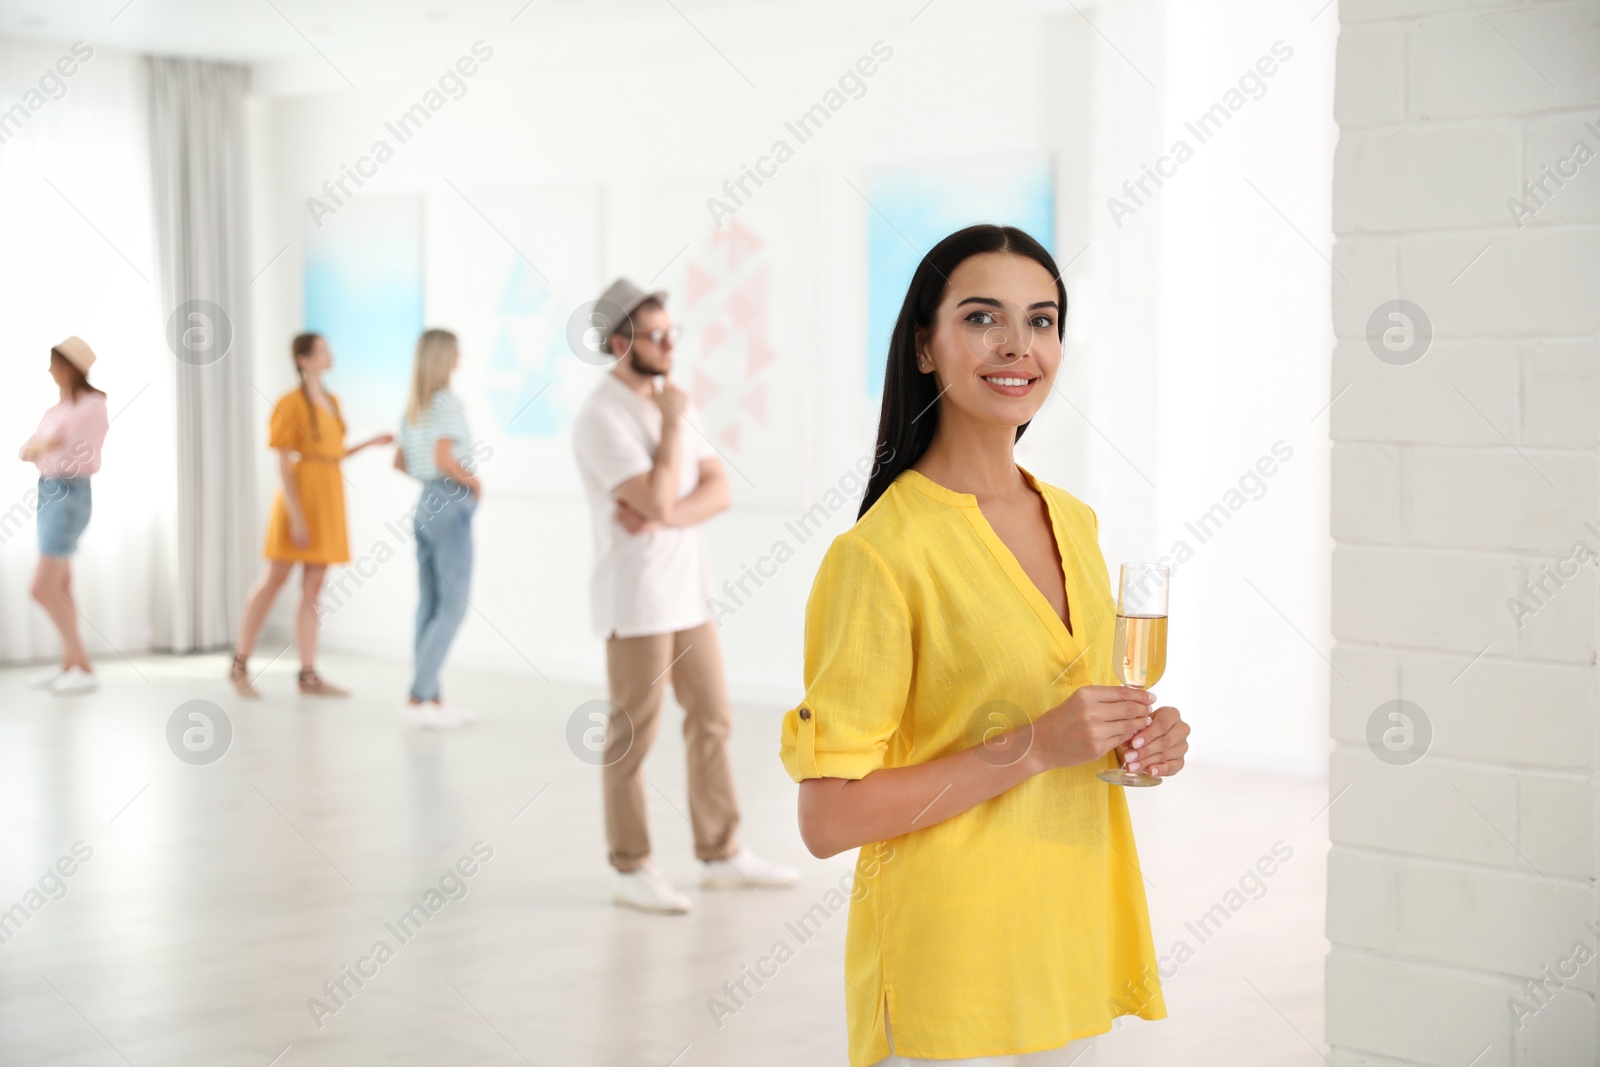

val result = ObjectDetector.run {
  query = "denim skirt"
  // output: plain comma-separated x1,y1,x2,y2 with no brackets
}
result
37,477,92,557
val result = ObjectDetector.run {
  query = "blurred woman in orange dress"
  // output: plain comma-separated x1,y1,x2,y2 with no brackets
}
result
228,332,392,697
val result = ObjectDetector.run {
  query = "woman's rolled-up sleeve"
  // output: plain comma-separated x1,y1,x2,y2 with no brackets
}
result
780,531,913,783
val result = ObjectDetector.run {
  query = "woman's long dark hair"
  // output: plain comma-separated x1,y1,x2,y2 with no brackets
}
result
292,331,337,435
857,224,1068,519
50,350,105,401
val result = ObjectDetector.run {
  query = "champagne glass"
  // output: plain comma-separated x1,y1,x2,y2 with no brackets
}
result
1097,562,1169,788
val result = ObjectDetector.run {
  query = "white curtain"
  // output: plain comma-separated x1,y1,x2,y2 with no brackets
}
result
147,56,256,652
0,39,173,664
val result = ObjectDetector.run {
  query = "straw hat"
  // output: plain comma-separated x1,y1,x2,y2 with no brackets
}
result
52,336,97,375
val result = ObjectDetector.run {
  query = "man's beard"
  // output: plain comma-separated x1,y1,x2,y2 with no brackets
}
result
629,349,666,376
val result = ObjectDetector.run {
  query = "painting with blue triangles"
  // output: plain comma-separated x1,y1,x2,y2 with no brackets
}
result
484,259,567,439
440,185,603,496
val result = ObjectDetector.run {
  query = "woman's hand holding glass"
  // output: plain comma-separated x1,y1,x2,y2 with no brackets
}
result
1117,706,1191,778
1025,685,1156,773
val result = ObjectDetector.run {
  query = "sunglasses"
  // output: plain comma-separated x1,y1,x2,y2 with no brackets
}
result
631,325,682,346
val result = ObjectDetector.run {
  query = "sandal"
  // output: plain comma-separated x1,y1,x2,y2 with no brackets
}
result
229,653,261,699
297,668,349,697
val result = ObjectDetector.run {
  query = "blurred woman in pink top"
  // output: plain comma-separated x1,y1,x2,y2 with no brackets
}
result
17,337,109,695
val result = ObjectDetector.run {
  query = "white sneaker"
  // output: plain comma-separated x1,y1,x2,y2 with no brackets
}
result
29,666,65,689
700,848,800,889
440,702,478,726
50,667,97,696
614,861,692,914
405,702,462,730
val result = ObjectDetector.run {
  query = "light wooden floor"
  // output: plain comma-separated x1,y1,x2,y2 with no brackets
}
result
0,653,1328,1066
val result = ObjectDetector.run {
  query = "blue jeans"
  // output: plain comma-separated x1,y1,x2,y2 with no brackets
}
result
411,479,476,701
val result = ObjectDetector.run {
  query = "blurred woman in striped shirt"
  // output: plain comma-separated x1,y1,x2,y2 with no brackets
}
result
394,328,484,729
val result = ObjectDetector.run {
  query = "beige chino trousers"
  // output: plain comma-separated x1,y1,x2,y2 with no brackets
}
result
603,621,742,872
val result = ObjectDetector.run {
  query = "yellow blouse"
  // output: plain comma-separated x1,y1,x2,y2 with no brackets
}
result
779,466,1166,1066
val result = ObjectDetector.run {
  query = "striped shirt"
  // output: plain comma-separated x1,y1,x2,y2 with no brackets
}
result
398,389,471,482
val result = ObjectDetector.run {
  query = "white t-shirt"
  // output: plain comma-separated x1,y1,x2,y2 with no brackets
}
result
571,373,716,640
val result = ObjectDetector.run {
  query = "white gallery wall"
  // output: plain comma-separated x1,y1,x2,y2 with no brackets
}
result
1077,0,1338,773
244,0,1335,774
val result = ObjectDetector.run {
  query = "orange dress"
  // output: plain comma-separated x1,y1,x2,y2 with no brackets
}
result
262,388,350,564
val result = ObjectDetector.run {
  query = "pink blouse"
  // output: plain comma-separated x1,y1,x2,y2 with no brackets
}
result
22,392,109,478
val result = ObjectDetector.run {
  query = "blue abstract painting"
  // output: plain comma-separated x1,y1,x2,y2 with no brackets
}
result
303,196,424,418
866,157,1055,397
482,253,568,439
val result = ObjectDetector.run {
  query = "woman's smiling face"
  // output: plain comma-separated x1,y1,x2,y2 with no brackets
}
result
916,251,1062,429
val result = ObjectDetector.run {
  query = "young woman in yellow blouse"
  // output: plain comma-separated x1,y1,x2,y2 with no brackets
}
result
229,333,391,697
780,225,1192,1066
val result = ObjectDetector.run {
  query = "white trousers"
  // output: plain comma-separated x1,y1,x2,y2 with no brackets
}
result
875,1042,1097,1067
874,999,1101,1066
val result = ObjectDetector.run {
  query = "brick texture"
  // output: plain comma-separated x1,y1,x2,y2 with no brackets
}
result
1329,2,1599,1061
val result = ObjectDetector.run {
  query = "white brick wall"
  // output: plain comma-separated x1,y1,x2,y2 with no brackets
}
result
1329,2,1599,1063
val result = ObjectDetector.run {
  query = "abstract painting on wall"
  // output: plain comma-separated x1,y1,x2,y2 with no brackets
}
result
303,195,424,419
865,156,1055,396
433,185,603,496
643,175,817,511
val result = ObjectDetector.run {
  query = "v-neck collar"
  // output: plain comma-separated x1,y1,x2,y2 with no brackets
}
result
305,389,340,424
899,465,1083,662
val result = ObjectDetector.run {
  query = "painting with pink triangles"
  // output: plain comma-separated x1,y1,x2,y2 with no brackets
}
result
644,177,816,509
685,230,776,453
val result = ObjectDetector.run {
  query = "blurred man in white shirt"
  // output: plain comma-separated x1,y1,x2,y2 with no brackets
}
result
571,278,798,914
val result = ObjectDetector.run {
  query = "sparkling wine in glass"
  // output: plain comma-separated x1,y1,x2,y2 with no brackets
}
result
1098,562,1169,788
